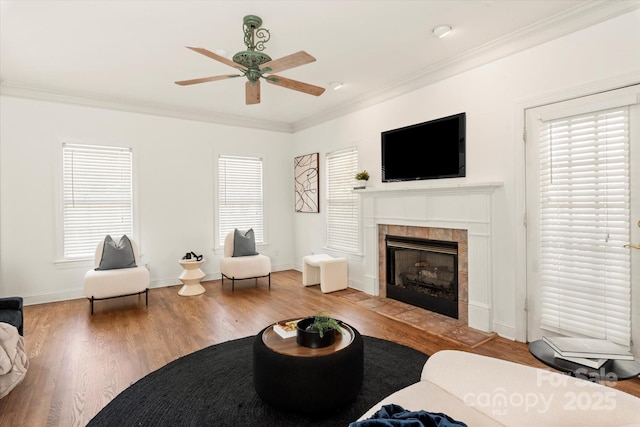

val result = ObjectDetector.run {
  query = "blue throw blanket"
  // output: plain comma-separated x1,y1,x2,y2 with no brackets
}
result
349,404,468,427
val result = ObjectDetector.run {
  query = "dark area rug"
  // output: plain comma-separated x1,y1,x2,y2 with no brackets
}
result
88,335,428,427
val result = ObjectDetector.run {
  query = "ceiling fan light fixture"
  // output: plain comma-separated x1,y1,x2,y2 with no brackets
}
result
176,15,324,105
432,25,453,39
330,81,343,90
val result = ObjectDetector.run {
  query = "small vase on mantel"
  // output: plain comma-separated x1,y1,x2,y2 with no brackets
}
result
354,179,368,189
354,170,370,190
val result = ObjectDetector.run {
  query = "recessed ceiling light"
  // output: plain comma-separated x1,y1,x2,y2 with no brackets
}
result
329,81,343,90
432,25,453,39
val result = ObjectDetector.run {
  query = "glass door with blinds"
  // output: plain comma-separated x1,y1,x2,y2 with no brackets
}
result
525,85,640,351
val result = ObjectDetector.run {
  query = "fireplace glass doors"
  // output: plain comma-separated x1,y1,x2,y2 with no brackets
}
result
385,235,458,319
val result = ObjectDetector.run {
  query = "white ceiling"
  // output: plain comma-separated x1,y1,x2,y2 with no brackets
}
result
1,0,637,132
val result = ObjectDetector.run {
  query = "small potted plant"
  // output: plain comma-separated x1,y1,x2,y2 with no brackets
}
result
296,312,343,348
354,170,370,189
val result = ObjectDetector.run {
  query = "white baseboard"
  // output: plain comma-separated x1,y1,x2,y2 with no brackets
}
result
24,290,86,306
468,302,491,333
493,320,517,341
23,265,296,306
150,278,182,288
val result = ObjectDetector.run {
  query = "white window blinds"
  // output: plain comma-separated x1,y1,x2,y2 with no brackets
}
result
326,148,359,252
538,107,631,346
63,143,133,259
218,155,264,246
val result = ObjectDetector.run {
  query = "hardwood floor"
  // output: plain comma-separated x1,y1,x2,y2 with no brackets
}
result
2,270,638,426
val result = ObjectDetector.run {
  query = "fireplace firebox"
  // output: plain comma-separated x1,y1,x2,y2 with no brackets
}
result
386,235,458,319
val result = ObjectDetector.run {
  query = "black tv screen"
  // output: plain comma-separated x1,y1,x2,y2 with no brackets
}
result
381,113,466,182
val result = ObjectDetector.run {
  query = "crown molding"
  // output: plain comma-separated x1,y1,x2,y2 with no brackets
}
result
293,1,640,132
1,1,637,134
0,81,294,134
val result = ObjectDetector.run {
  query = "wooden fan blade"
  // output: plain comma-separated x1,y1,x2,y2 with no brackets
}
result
266,75,325,96
175,74,241,86
246,80,261,105
186,46,247,71
260,51,316,74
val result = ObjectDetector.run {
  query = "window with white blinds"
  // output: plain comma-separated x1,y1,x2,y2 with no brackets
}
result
62,143,133,260
218,155,264,246
326,148,359,253
539,107,631,346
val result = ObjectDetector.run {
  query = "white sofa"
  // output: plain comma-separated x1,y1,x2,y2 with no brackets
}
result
359,350,640,427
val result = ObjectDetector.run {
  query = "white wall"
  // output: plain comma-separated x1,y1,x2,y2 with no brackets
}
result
0,97,295,303
2,10,638,341
292,10,640,341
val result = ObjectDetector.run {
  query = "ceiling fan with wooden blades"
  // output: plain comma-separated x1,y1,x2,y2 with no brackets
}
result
175,15,325,105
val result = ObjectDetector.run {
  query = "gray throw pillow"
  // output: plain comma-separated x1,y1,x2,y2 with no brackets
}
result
96,235,137,270
233,228,259,257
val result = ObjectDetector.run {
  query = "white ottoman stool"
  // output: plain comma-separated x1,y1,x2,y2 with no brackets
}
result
302,254,348,293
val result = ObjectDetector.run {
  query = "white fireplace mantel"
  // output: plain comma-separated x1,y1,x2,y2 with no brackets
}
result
357,181,503,332
354,181,503,196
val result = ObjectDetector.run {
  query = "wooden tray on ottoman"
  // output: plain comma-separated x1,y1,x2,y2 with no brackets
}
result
262,319,355,356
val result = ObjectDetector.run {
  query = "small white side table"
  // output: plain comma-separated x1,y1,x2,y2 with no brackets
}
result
178,259,206,296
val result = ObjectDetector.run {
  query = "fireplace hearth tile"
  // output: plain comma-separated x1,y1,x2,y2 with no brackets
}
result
376,300,413,317
335,288,493,348
395,308,433,324
357,296,389,310
339,290,372,303
442,326,496,348
419,317,463,335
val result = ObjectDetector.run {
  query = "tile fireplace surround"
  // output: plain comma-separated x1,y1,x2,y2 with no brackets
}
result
378,224,468,325
358,183,502,333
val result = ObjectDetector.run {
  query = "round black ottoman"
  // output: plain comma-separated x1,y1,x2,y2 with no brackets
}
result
253,323,364,414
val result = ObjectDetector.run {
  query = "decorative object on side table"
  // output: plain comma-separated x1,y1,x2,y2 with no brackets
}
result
178,257,206,296
182,251,203,261
296,313,343,348
354,170,369,189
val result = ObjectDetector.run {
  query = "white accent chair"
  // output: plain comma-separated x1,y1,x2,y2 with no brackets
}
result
302,254,348,293
83,237,150,314
219,231,271,291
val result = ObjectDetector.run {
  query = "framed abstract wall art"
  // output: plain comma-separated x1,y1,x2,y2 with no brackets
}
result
294,153,319,213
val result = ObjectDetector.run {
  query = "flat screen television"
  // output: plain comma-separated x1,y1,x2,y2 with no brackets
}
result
381,112,466,182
